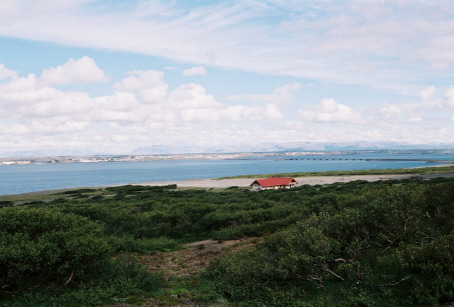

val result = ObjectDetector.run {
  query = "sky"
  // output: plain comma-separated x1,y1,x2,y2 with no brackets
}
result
0,0,453,156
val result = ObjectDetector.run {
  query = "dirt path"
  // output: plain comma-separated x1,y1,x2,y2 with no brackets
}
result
137,237,261,279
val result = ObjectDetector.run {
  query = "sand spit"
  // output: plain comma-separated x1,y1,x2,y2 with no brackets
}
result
136,174,423,189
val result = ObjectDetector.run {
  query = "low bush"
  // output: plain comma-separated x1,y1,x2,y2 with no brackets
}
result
206,182,454,306
111,236,181,254
0,207,163,306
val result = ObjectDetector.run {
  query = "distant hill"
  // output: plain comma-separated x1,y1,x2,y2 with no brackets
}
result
2,141,452,158
131,141,454,155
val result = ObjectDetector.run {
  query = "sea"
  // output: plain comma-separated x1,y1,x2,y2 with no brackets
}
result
1,151,453,196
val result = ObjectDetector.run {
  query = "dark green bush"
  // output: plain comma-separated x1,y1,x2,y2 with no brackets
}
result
0,207,163,306
110,235,180,253
0,201,13,208
0,207,112,292
206,182,454,306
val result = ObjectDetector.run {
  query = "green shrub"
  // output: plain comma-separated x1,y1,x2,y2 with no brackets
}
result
0,207,112,292
3,256,164,306
0,201,13,208
0,207,164,306
111,236,181,253
206,182,454,306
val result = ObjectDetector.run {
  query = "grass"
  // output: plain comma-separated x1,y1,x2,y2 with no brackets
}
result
216,164,454,179
153,275,221,305
0,187,106,204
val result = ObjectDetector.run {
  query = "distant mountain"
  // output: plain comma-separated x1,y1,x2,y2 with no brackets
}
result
131,141,454,155
3,141,452,158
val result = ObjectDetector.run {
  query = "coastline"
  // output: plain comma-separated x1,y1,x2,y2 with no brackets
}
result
135,173,448,189
1,164,453,198
135,164,454,188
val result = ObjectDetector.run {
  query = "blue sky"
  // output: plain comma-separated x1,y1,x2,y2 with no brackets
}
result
0,0,453,156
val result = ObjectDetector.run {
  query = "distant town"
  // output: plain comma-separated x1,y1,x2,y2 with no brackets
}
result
1,149,453,166
0,151,327,165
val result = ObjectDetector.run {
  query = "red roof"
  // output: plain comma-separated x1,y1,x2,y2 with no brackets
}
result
250,177,298,187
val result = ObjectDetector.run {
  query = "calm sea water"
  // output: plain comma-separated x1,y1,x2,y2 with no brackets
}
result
1,152,453,195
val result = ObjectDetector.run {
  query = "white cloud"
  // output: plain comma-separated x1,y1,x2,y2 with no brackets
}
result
94,92,140,112
181,66,207,76
223,103,283,122
401,86,453,120
0,1,452,90
229,83,301,105
0,64,17,80
0,70,135,123
407,116,422,123
0,58,288,154
380,104,402,118
299,98,364,124
445,86,454,107
1,55,453,156
115,70,168,104
40,56,109,86
167,83,282,122
92,92,144,122
169,83,220,109
419,86,435,101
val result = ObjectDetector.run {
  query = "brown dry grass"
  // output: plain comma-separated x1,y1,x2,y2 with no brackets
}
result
137,237,262,279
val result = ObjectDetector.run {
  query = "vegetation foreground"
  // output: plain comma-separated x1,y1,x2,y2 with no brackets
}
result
1,174,454,306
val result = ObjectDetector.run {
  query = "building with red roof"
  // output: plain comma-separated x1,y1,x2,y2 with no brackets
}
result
250,177,298,191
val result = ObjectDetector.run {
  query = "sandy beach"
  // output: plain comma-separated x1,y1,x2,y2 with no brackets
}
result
136,174,421,189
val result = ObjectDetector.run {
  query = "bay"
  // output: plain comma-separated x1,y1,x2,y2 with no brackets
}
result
1,151,453,195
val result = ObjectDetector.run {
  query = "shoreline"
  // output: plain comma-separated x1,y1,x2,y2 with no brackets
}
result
135,164,454,189
1,165,453,198
135,173,454,189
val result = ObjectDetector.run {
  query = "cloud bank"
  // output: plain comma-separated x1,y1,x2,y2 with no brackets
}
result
0,57,452,155
182,66,207,76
